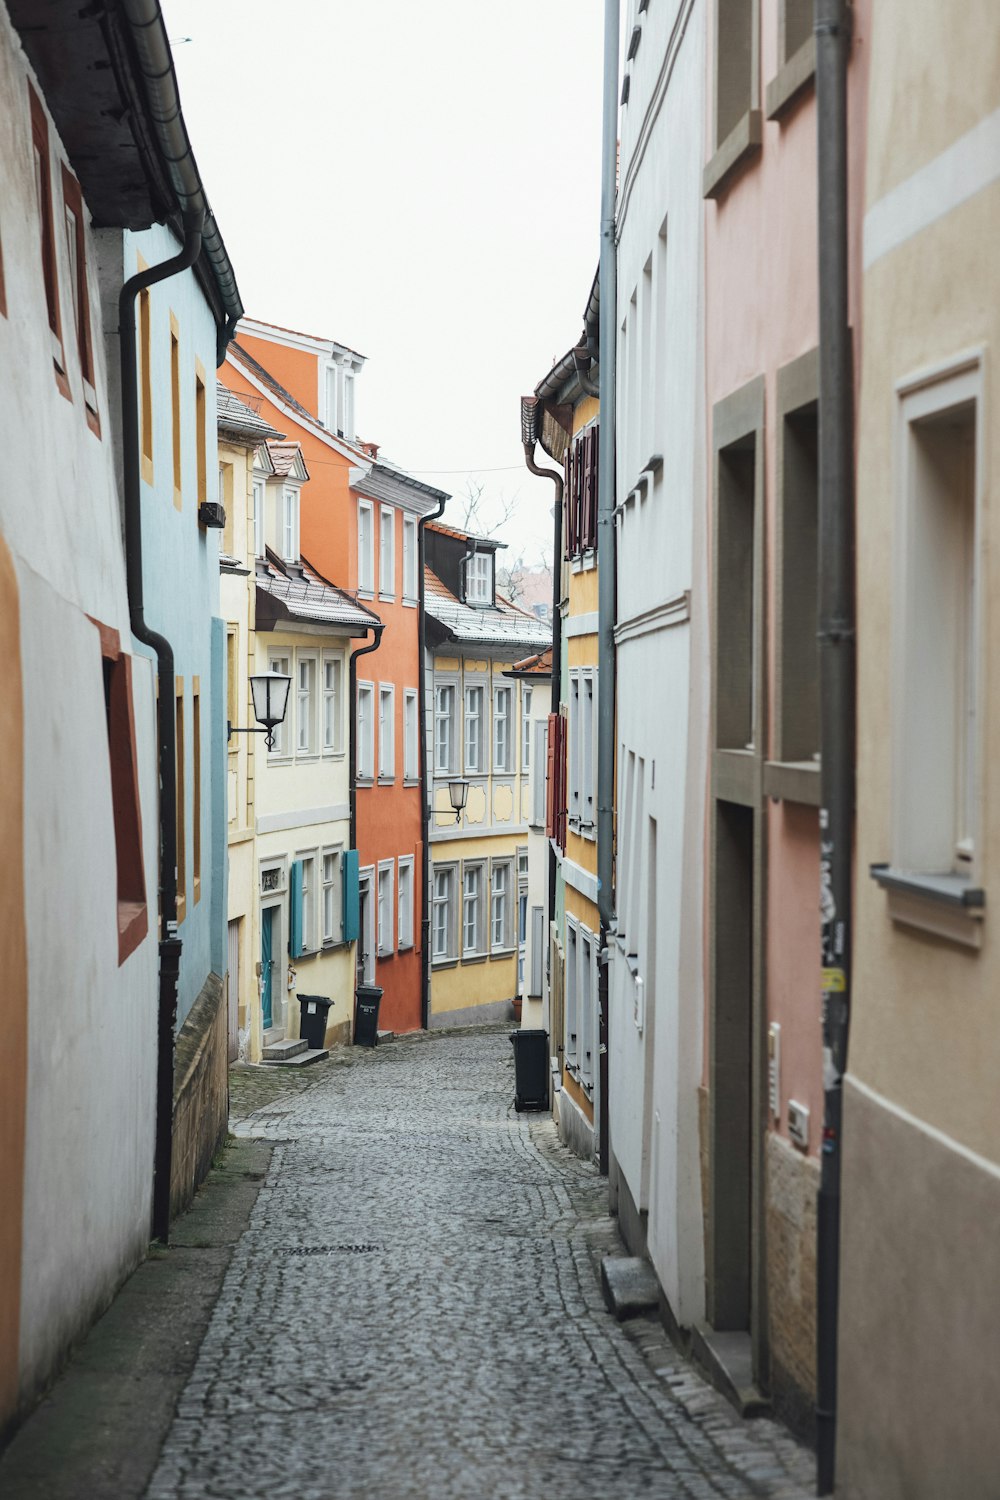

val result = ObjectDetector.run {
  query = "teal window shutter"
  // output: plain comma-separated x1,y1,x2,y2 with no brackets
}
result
289,859,303,959
342,849,359,943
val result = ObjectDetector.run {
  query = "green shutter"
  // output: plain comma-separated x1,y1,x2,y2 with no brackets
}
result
289,859,303,959
342,849,360,943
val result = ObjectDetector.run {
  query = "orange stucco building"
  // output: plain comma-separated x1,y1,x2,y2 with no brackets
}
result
225,319,446,1033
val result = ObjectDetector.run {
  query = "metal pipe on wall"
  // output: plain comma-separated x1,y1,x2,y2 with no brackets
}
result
418,496,448,1032
119,210,204,1245
814,0,855,1490
596,0,620,1175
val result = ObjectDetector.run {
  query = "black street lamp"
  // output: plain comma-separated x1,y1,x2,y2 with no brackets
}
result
447,778,469,823
228,671,292,752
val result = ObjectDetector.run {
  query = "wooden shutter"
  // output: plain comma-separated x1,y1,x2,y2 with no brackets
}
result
529,905,545,998
342,849,360,942
556,713,568,853
545,712,558,838
289,860,304,959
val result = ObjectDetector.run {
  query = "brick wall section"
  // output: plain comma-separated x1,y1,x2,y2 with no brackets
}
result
765,1132,818,1441
171,973,227,1219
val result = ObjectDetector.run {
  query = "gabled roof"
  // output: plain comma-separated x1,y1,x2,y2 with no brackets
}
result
239,316,366,366
256,552,381,635
217,387,284,445
424,567,552,652
351,461,450,515
227,342,373,467
426,519,505,551
266,442,309,482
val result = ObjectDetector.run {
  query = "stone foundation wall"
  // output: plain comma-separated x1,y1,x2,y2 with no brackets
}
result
765,1131,818,1440
171,973,227,1220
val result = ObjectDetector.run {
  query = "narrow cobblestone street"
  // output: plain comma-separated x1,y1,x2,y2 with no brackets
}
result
141,1030,813,1500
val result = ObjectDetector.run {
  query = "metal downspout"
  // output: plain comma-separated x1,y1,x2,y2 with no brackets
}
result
119,209,204,1245
596,0,620,1176
573,343,600,399
814,0,855,1491
349,625,385,850
418,497,447,1031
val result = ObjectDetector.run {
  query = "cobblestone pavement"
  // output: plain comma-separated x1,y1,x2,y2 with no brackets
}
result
146,1031,814,1500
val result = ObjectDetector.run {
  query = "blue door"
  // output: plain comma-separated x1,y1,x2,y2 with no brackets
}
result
261,907,273,1031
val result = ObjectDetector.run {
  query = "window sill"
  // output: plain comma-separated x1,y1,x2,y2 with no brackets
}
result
321,749,347,760
403,777,420,788
402,597,418,609
765,37,816,121
703,109,763,200
461,952,488,966
378,592,396,604
356,775,374,787
117,900,148,966
870,864,985,949
398,940,414,952
490,945,516,958
377,774,396,786
764,758,820,806
432,956,459,969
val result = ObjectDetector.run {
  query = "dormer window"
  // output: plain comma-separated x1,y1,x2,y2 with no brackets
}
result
282,486,300,563
466,551,492,605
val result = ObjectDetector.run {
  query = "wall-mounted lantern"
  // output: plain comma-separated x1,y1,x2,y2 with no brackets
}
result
228,671,292,752
448,779,469,824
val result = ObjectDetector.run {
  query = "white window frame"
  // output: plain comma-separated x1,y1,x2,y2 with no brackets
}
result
891,357,984,895
531,718,548,828
295,651,317,756
490,857,514,952
397,855,415,950
358,500,374,594
378,683,395,781
321,845,343,947
403,689,419,782
578,924,597,1090
253,479,265,558
267,651,291,758
565,918,579,1065
377,859,395,957
464,683,485,775
322,651,344,755
568,672,582,826
466,551,492,605
357,681,374,780
462,860,486,957
379,505,395,598
493,685,512,773
297,849,318,954
522,685,533,772
582,671,596,832
432,863,458,962
402,515,418,603
343,371,355,442
434,681,457,774
282,485,300,564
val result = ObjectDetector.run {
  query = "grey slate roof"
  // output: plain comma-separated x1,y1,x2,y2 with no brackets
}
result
217,387,284,444
256,553,381,634
352,462,450,512
424,568,552,651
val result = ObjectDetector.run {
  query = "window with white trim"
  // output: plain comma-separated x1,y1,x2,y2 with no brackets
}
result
894,365,981,881
531,718,548,827
379,506,395,596
565,919,578,1064
432,864,457,961
568,673,581,824
253,479,265,558
462,861,485,956
435,683,456,773
464,684,485,774
357,681,374,779
322,652,343,754
397,856,414,949
299,852,317,952
490,858,513,951
522,686,532,771
343,372,355,442
493,686,512,772
377,860,394,956
582,673,596,829
282,486,299,563
268,652,291,757
378,684,395,780
465,551,492,604
358,500,374,593
296,653,316,754
402,515,418,601
578,925,596,1088
404,689,419,781
322,847,343,945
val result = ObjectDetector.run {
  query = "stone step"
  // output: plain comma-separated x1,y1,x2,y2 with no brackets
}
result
260,1047,329,1068
601,1256,661,1321
262,1038,307,1061
376,1029,396,1044
689,1323,771,1419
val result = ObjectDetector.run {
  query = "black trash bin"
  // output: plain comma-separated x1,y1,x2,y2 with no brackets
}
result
297,994,332,1051
354,984,384,1048
510,1028,549,1110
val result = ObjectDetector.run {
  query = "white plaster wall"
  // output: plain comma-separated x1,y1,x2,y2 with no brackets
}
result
16,566,159,1397
611,0,707,1324
255,627,352,821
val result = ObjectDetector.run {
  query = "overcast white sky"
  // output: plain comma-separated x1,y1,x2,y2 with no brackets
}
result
163,0,604,566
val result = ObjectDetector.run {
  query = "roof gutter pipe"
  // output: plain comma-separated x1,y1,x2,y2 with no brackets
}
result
120,208,204,1245
596,0,620,1175
814,0,855,1491
349,625,385,852
120,0,243,364
521,398,564,994
418,498,449,1031
573,343,600,400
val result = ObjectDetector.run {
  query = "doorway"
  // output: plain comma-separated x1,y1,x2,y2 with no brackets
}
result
261,904,281,1035
227,918,240,1062
357,870,375,986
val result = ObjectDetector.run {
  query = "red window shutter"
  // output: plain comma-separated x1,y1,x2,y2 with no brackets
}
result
588,425,600,548
563,449,573,561
545,711,558,837
557,713,568,853
583,429,595,550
